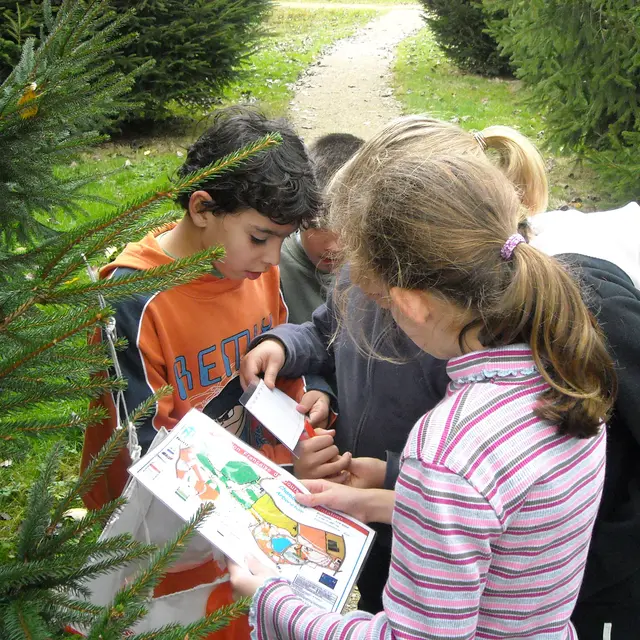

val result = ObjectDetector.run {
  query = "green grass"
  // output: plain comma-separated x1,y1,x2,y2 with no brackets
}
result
39,5,380,229
0,432,83,557
48,5,380,218
393,26,619,211
174,6,378,120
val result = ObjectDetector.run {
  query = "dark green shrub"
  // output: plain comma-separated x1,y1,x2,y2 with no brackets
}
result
486,0,639,200
0,1,42,79
0,1,272,126
108,0,272,125
419,0,513,77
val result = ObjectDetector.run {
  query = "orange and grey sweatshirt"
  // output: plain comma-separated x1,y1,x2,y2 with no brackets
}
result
81,224,330,511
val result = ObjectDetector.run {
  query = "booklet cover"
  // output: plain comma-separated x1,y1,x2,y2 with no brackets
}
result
128,409,376,613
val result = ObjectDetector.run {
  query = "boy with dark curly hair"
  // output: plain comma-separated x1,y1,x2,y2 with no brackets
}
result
81,108,330,639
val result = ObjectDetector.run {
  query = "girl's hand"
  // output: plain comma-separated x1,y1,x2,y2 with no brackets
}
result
297,480,396,524
297,390,330,429
296,479,369,522
344,457,387,489
293,429,351,481
227,555,278,599
240,339,286,390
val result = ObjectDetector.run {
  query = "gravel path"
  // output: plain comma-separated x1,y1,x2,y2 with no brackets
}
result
288,6,424,140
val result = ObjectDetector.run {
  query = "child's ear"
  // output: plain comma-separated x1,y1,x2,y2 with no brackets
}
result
389,287,431,324
188,190,214,228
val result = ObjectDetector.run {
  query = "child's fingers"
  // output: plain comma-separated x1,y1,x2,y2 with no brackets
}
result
299,433,335,454
316,452,351,478
296,491,326,508
299,479,327,493
311,444,341,465
314,428,335,437
263,358,280,390
326,470,350,484
239,355,259,390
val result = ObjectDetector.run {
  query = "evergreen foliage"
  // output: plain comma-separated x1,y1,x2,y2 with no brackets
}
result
486,0,639,200
0,0,274,126
0,0,147,247
419,0,513,77
108,0,273,124
0,1,277,635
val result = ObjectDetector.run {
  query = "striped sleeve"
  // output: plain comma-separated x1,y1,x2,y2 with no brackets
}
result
249,458,503,640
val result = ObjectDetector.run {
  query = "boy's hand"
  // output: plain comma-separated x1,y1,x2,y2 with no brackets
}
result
297,389,330,429
240,339,286,390
293,428,351,481
343,457,387,489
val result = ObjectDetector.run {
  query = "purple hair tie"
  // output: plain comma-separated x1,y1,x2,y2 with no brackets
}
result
501,233,526,260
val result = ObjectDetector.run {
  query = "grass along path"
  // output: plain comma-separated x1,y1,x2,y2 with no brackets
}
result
393,26,618,211
179,6,379,120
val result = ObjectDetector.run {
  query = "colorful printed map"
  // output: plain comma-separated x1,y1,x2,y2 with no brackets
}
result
175,447,345,572
129,409,375,612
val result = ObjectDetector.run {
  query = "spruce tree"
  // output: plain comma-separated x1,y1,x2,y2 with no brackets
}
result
0,1,273,636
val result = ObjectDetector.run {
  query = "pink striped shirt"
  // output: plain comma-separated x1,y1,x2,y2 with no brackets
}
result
250,344,606,639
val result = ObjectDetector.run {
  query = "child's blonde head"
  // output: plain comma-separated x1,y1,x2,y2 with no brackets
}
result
330,116,614,438
329,115,548,217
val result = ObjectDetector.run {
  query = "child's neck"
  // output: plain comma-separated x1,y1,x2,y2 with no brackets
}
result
157,217,203,258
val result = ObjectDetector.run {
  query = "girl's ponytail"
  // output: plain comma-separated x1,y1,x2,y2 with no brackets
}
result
480,125,549,214
485,242,616,437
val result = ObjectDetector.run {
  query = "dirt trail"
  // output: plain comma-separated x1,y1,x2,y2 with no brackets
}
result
288,7,424,140
279,2,419,10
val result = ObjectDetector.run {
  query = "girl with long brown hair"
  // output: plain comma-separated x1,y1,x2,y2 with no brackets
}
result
231,127,615,639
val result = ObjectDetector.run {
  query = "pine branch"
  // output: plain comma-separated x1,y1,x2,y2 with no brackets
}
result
172,132,282,198
43,250,224,306
51,387,173,525
0,377,124,415
17,443,62,559
3,599,49,640
128,598,252,640
3,338,115,376
86,503,216,638
0,540,154,595
38,132,279,283
0,0,142,247
33,498,127,559
14,352,113,378
0,406,107,439
41,206,178,285
0,309,109,375
6,308,112,334
36,591,103,629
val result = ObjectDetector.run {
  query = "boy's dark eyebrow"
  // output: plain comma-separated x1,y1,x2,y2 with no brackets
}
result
252,225,291,238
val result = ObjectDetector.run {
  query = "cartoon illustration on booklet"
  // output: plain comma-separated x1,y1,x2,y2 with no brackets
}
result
128,409,375,612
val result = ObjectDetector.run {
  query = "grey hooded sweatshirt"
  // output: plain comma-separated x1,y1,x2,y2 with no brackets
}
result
254,274,449,503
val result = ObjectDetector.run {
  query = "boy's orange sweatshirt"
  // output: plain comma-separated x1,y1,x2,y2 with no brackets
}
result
80,225,317,639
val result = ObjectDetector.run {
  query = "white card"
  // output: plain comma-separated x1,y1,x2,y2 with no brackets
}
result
241,379,305,453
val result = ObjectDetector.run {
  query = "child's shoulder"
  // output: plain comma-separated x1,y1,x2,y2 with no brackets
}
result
403,380,605,522
279,234,314,273
403,377,553,484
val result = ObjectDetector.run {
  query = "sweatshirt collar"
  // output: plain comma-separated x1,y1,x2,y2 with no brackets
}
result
446,344,540,384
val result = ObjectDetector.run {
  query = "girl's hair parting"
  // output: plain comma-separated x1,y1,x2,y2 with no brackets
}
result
330,136,615,438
